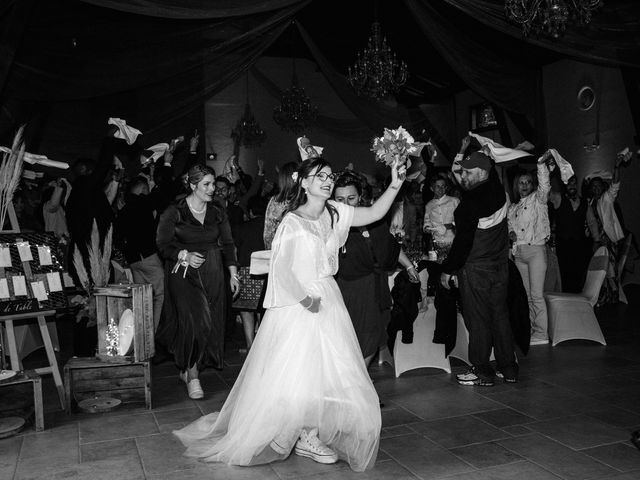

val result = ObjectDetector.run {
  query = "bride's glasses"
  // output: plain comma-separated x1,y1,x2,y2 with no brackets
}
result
310,172,337,183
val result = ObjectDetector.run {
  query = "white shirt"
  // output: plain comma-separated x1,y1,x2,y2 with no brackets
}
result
423,194,459,245
508,163,550,246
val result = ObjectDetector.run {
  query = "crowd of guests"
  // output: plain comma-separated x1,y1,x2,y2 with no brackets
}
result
9,123,636,471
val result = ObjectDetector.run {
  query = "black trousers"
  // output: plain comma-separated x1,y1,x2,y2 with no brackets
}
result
556,238,590,293
458,261,517,380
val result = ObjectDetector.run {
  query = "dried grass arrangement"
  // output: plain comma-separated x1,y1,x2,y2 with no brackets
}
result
0,126,26,230
70,221,113,326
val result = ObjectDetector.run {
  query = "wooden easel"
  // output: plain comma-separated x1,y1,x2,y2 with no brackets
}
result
0,202,65,409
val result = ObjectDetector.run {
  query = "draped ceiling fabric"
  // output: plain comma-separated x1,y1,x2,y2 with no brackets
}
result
0,0,309,151
0,0,638,157
442,0,640,69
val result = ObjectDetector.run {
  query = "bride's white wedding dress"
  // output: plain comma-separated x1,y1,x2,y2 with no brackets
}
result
174,201,381,472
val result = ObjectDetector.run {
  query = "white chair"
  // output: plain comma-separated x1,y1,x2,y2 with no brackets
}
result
544,246,608,346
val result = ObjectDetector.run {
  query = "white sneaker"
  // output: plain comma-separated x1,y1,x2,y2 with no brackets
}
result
294,428,338,464
187,379,204,399
530,338,549,346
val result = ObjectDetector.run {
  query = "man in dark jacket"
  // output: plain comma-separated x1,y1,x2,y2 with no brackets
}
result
440,150,517,386
116,176,164,329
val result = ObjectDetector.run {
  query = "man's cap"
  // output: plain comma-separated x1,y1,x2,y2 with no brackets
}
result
459,151,492,171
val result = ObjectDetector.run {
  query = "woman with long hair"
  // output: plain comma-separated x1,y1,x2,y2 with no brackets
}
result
174,157,406,472
156,164,240,399
263,161,298,249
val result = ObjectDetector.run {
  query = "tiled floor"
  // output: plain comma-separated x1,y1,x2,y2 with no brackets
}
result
2,293,640,480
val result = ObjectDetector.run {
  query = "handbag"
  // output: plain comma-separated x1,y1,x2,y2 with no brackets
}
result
249,250,271,275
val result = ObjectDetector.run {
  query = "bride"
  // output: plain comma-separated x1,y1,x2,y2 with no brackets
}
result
174,156,406,472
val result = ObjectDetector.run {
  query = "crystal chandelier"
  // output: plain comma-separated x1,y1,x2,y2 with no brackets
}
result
506,0,602,38
273,60,318,135
347,22,408,100
231,72,266,148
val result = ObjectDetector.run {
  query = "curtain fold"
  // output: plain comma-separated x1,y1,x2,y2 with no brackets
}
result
0,0,309,146
79,0,304,19
295,22,452,158
251,65,376,143
442,0,640,69
404,0,538,117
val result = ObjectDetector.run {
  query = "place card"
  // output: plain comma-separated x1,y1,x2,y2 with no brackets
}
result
0,278,9,298
62,272,75,288
46,272,63,292
37,246,52,266
31,281,48,302
12,275,27,296
16,242,33,262
0,246,11,267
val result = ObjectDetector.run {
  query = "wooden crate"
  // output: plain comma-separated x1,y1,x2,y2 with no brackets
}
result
0,370,43,431
94,284,154,362
63,357,151,413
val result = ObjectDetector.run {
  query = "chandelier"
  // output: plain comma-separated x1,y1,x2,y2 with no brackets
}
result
273,60,318,135
506,0,602,38
347,21,408,100
231,72,266,148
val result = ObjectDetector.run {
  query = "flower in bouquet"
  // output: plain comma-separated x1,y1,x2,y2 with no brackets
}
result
371,126,428,167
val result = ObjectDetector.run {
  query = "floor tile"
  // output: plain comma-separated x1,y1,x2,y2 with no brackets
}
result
390,385,503,421
136,432,199,476
302,459,419,479
498,433,616,480
79,412,158,444
15,457,145,480
147,462,280,480
472,408,537,428
380,433,474,479
154,407,202,426
585,408,640,429
526,415,629,449
449,442,523,469
381,406,423,428
269,453,350,479
442,460,562,479
580,442,640,472
409,415,511,448
380,424,413,439
80,437,138,462
501,425,533,436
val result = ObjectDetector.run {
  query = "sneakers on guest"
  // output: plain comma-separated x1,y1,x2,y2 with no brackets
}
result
495,371,517,383
456,368,494,386
294,428,338,464
187,379,204,399
530,337,549,346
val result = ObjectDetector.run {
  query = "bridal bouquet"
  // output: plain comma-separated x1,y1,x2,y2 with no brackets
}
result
371,126,428,167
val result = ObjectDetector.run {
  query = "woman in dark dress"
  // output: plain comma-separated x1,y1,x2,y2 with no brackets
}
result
156,165,240,399
333,171,418,366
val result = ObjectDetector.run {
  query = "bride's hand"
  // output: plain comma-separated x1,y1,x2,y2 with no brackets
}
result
390,158,407,190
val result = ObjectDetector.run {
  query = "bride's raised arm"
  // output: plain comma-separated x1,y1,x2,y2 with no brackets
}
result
352,160,406,227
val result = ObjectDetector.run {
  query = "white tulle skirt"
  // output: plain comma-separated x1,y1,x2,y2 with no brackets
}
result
173,277,381,472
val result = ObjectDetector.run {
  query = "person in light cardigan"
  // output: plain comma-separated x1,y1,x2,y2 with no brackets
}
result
586,154,626,304
508,150,553,345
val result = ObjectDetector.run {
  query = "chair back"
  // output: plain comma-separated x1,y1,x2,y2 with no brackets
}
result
582,246,609,306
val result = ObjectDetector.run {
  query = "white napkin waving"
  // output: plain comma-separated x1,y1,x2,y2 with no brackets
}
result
0,146,69,169
108,118,142,145
297,136,323,161
141,143,170,165
469,132,533,163
548,149,575,184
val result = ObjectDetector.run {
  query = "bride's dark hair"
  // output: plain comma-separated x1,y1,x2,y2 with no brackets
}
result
285,158,339,227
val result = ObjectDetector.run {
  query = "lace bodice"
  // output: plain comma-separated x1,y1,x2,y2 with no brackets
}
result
263,200,354,308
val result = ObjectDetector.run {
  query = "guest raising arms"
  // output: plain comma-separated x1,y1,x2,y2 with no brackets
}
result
174,156,406,472
156,165,240,400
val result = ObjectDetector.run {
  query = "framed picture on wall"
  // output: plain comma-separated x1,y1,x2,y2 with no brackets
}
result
470,103,498,132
